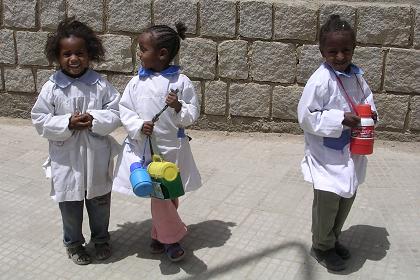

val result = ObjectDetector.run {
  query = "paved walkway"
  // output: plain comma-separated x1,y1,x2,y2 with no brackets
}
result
0,117,419,280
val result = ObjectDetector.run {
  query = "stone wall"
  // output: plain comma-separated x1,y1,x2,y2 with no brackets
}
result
0,0,419,141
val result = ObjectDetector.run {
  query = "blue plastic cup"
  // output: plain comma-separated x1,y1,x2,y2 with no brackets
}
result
129,162,153,197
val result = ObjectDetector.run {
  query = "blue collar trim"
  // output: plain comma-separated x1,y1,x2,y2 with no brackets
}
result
325,63,364,78
138,65,181,78
50,69,101,88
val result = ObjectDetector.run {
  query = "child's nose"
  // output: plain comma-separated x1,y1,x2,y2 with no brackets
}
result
336,52,345,60
69,54,79,61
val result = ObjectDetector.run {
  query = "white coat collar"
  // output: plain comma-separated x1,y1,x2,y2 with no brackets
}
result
50,69,101,88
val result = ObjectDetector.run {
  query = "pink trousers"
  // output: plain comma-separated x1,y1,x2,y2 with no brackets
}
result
150,198,187,244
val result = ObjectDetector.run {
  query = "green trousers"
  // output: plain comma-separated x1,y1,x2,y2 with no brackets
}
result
312,189,356,251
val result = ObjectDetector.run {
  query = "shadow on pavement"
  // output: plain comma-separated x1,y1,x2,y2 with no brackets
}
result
179,241,313,280
102,219,236,276
334,224,390,275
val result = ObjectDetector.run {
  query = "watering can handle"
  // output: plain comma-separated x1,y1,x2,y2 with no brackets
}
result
152,154,163,162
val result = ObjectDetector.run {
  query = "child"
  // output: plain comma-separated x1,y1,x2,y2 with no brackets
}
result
31,18,121,265
297,15,377,271
112,22,201,262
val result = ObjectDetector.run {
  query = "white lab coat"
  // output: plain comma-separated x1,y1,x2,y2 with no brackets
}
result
112,72,202,195
31,69,121,202
297,63,377,198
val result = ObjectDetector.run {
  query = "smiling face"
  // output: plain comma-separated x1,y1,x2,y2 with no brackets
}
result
137,32,168,72
58,35,89,77
320,31,355,72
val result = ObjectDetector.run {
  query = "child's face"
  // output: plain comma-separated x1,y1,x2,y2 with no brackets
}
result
321,31,355,73
137,32,167,72
58,35,89,77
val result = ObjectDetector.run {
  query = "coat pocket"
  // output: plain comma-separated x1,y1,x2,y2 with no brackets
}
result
323,129,351,150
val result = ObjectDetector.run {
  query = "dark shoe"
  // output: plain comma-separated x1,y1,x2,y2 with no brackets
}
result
95,242,112,260
335,242,351,260
164,243,185,262
67,245,91,265
150,239,165,254
310,247,346,271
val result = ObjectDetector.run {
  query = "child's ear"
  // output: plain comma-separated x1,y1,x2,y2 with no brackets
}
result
159,48,169,61
319,47,326,58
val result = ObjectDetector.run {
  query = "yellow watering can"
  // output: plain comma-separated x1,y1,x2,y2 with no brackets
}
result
147,155,179,182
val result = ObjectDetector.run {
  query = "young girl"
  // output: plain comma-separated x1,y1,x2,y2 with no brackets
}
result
31,18,121,265
297,15,377,271
112,22,201,262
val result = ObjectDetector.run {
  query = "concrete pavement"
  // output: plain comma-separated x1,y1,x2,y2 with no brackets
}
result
0,117,419,280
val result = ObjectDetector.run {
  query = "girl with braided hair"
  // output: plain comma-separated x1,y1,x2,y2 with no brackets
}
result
113,22,201,262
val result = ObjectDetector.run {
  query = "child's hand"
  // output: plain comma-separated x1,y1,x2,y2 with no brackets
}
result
165,90,182,113
342,112,360,128
142,121,154,136
372,111,378,124
68,112,93,130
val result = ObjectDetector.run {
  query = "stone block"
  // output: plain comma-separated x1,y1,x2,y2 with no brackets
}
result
274,2,317,41
353,47,384,92
0,30,15,64
374,94,409,130
296,45,323,84
218,40,248,80
107,74,133,95
16,32,49,66
200,0,236,38
319,3,356,28
94,35,133,73
191,81,202,109
154,0,198,34
36,69,55,93
0,93,35,118
250,41,296,83
108,0,151,33
179,38,217,79
357,5,412,47
3,0,36,28
272,85,303,121
40,0,66,30
384,49,420,94
415,8,420,49
4,68,35,93
229,83,271,117
204,81,227,116
68,0,104,32
239,1,272,39
1,68,3,91
409,96,420,131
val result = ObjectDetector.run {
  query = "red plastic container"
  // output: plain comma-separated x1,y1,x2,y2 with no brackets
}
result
350,104,374,155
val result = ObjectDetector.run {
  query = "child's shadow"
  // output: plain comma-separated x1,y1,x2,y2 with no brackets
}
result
334,224,390,274
104,219,236,276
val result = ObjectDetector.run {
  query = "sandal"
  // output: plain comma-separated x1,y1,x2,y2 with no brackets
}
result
67,245,91,265
164,243,185,262
150,239,165,254
95,242,112,260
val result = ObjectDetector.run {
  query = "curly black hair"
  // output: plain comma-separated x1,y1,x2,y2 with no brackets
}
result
143,22,187,62
45,17,105,64
319,15,356,50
